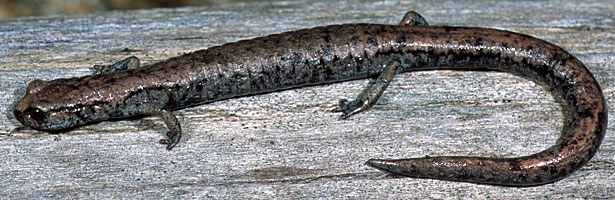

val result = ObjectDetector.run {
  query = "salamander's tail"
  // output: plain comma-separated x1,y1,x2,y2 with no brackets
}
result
361,10,607,187
365,156,564,187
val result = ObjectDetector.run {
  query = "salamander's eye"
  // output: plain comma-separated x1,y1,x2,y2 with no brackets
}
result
24,107,46,123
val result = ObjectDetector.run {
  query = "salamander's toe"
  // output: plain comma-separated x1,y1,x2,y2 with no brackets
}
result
159,132,180,150
331,98,367,119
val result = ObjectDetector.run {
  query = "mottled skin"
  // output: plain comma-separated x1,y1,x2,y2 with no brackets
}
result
13,12,606,186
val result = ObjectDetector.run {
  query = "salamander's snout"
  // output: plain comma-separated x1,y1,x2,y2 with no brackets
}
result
13,97,28,125
13,79,94,131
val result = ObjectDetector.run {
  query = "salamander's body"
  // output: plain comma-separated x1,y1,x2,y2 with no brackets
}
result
13,12,607,186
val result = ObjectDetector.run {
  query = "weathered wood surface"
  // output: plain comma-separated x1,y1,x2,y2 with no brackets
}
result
1,0,614,199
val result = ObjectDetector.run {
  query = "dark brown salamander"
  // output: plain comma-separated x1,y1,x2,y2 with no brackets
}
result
13,12,607,186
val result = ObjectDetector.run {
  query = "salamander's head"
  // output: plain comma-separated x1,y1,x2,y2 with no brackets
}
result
13,79,92,131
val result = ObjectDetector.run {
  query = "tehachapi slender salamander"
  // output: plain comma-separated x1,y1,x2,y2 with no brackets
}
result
13,11,607,186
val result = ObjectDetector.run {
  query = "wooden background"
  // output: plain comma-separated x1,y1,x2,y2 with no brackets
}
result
1,0,613,199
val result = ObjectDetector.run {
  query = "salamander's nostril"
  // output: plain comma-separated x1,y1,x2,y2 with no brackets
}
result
13,109,24,124
13,109,21,118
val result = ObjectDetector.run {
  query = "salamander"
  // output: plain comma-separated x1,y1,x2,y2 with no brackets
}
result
13,11,607,186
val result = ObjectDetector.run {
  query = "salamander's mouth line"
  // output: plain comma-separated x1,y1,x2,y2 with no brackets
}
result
12,11,606,186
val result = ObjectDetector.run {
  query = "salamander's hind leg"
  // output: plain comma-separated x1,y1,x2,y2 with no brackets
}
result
157,109,182,150
332,62,399,119
331,12,428,119
92,56,140,75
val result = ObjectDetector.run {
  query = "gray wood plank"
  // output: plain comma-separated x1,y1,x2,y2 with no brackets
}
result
1,0,613,199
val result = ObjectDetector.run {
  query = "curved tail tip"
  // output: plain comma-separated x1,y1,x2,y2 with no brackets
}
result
365,159,398,172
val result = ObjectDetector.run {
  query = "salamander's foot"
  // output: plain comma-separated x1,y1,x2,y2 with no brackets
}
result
332,62,400,119
399,11,429,26
332,98,370,119
157,109,182,150
159,132,181,150
93,56,140,75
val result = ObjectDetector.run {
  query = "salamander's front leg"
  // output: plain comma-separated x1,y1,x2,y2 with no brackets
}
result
157,109,182,150
93,56,140,75
332,62,399,119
